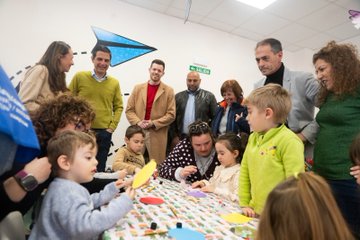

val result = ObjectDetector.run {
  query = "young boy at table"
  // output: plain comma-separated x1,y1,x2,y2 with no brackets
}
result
239,84,304,217
192,132,247,202
112,125,145,175
29,130,135,240
256,172,354,240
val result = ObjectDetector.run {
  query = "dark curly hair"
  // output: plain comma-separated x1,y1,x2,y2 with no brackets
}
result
216,132,248,163
31,94,95,150
313,41,360,105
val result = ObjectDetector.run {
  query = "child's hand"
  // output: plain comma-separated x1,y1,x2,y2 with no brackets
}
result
118,169,128,179
134,168,141,174
241,207,256,218
201,185,214,193
125,186,136,200
191,181,204,188
350,165,360,179
235,113,243,122
350,165,360,185
115,179,125,189
123,179,133,187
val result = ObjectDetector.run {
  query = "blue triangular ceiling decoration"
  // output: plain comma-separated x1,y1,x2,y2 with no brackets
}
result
92,26,157,67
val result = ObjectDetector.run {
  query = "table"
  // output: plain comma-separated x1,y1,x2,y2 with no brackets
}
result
103,178,258,239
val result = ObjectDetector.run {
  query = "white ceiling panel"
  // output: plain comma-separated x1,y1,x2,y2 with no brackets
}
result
171,0,223,16
271,23,318,43
119,0,360,51
326,21,360,40
201,17,237,32
206,0,259,26
166,6,204,23
282,43,303,52
296,33,341,50
264,0,329,21
332,0,360,9
122,0,169,13
231,27,264,41
143,0,172,6
297,4,349,31
240,11,290,35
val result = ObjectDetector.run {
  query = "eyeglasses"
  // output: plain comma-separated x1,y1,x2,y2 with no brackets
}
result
73,119,91,133
188,122,210,135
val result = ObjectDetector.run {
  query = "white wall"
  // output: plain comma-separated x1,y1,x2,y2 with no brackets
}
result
0,0,316,166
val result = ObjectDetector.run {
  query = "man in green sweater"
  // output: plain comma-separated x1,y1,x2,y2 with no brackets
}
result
69,45,123,172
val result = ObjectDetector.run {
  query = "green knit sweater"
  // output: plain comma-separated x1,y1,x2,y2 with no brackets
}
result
314,90,360,180
239,124,304,214
69,71,123,129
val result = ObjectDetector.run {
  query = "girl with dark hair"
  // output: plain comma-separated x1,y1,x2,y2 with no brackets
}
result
192,132,248,202
19,41,73,112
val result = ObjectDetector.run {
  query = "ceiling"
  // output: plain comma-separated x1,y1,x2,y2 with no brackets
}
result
119,0,360,52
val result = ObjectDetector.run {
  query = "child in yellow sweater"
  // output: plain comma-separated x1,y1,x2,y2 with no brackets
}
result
112,125,145,175
239,84,304,217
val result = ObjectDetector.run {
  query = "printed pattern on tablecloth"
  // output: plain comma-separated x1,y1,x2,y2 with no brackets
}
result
103,178,258,240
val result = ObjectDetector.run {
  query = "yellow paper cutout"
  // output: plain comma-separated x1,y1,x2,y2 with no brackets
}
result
221,212,252,224
132,160,157,189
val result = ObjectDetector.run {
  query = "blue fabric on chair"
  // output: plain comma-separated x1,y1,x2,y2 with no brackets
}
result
0,65,40,174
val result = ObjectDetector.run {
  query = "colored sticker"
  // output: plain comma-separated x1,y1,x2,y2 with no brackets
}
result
132,160,157,189
139,197,165,205
220,213,252,224
169,227,205,240
187,190,207,198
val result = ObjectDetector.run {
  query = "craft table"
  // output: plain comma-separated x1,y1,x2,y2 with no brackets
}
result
103,178,257,239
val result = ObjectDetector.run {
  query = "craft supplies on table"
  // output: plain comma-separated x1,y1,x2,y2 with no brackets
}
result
103,178,257,240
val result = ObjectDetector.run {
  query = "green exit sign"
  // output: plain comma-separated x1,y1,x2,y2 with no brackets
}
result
189,65,211,75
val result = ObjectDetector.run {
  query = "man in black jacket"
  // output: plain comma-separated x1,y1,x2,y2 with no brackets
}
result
169,71,217,150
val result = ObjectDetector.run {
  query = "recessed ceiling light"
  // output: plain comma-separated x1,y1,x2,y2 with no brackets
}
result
236,0,277,9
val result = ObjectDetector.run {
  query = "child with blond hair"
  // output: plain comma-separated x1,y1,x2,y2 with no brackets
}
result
112,125,145,175
29,130,135,240
239,83,304,217
256,172,354,240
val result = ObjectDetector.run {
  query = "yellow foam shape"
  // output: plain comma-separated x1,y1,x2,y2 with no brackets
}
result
132,159,157,189
221,212,252,224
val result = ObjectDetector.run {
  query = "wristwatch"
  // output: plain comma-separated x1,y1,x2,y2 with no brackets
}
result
14,170,38,191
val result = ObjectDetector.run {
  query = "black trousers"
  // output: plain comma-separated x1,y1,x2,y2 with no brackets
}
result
92,129,112,172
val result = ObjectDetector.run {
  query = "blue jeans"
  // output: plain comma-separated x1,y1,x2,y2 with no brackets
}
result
92,129,112,172
327,179,360,239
